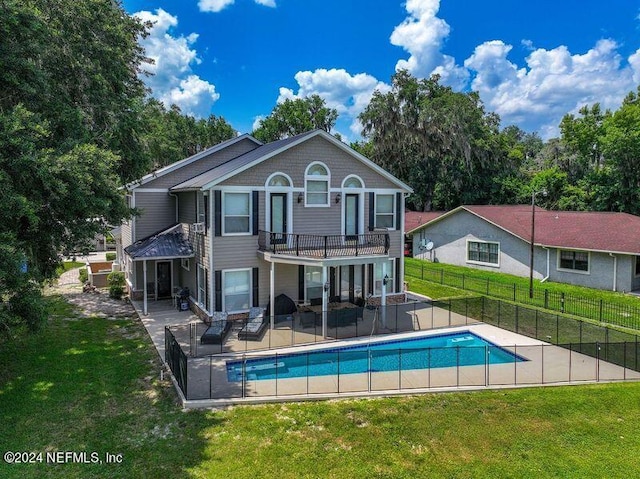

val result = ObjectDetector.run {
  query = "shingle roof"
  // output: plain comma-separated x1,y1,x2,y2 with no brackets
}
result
170,131,317,191
124,225,194,260
405,210,445,234
464,205,640,255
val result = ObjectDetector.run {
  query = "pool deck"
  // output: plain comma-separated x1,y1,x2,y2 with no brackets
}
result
131,298,640,408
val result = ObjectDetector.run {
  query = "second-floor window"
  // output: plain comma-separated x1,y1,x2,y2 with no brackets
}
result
223,192,251,234
375,194,395,229
305,162,330,206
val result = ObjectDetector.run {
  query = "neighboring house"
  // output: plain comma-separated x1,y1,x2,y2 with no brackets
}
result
119,130,413,335
409,205,640,293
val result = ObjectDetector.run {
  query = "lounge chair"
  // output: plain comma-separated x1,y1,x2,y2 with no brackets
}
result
238,307,267,341
200,311,231,344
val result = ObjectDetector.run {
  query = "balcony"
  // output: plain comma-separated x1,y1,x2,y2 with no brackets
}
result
258,230,389,259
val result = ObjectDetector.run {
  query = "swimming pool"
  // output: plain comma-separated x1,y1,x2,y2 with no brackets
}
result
226,331,525,382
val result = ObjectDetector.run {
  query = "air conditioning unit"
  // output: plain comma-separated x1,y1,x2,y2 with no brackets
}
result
191,222,205,234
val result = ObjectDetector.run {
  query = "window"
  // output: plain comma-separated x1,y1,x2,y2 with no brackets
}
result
467,241,499,266
223,192,250,234
343,176,363,188
181,258,190,271
636,256,640,276
375,194,394,229
223,269,251,312
374,259,395,295
559,250,589,272
197,265,208,308
268,174,291,187
305,266,323,303
305,163,330,206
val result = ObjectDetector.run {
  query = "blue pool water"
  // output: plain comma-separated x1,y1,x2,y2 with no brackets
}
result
226,331,525,382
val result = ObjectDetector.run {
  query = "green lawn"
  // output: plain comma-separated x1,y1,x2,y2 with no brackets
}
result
405,258,640,329
1,294,640,478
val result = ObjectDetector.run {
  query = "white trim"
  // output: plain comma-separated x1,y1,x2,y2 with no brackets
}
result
222,268,252,314
556,249,591,275
181,258,190,271
266,191,293,236
305,161,331,207
466,239,501,267
197,264,208,311
200,130,413,192
222,191,252,236
133,188,170,193
374,193,396,231
125,134,262,190
341,174,365,189
265,172,293,188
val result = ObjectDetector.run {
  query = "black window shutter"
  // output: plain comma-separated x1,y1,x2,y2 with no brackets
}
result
395,192,402,231
204,194,209,233
205,269,209,310
214,190,221,237
298,265,305,302
367,264,374,295
252,191,259,235
368,192,375,231
252,267,259,307
214,270,222,311
396,259,401,293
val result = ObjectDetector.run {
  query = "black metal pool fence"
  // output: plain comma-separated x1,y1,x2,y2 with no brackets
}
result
164,297,640,401
405,262,640,331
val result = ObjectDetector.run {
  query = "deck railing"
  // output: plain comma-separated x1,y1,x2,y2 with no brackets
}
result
258,230,389,258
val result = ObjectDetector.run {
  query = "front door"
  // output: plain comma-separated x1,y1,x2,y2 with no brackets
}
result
156,261,172,298
270,193,287,244
345,193,359,240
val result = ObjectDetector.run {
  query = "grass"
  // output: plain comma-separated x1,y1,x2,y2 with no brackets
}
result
1,293,640,478
54,261,85,277
405,258,640,330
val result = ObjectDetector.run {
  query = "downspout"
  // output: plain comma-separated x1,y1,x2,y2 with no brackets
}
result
540,247,550,283
610,253,617,292
169,192,178,223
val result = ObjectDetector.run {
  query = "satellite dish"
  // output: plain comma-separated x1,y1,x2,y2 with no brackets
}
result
425,241,434,251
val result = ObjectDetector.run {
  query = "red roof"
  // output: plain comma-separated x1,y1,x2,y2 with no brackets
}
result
405,210,445,234
463,205,640,255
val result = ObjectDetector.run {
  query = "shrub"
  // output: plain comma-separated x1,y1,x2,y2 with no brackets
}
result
78,267,88,284
107,271,126,299
105,252,116,261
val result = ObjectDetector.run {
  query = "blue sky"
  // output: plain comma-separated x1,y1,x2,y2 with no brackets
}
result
122,0,640,140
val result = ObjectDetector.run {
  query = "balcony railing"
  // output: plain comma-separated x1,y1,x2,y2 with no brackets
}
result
258,230,389,259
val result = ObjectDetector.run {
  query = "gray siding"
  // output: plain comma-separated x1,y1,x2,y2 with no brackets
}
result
121,221,132,249
413,209,638,292
134,192,176,240
177,191,197,224
144,139,259,189
220,136,399,190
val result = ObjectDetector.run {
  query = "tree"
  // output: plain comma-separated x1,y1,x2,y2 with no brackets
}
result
359,71,503,211
252,95,338,142
0,0,147,335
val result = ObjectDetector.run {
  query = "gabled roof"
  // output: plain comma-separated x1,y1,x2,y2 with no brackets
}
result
124,225,194,260
405,210,445,234
418,205,640,255
170,129,414,192
125,134,262,190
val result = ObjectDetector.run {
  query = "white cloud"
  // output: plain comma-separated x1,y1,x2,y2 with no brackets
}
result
198,0,275,12
134,9,219,117
464,39,638,138
276,68,390,136
390,0,468,89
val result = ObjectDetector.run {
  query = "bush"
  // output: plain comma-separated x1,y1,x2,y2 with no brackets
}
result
78,267,88,284
107,271,125,299
105,252,116,261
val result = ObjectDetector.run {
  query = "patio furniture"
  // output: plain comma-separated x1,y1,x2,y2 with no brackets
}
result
200,311,231,344
298,308,317,328
238,307,267,341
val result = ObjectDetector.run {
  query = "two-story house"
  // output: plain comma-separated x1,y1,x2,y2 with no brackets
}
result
119,130,413,337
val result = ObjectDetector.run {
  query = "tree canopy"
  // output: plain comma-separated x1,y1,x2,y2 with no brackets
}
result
252,95,338,142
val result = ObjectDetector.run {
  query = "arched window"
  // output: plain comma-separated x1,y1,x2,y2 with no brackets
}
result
268,174,291,187
305,162,330,206
342,175,364,189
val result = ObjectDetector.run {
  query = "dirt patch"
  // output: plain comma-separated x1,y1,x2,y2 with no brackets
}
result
49,268,136,320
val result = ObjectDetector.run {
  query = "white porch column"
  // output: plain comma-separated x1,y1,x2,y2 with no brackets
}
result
381,260,387,328
322,265,328,338
270,262,275,330
143,260,148,315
